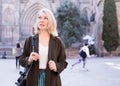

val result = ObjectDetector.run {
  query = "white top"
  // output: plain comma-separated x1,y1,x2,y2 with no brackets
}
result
79,45,91,58
39,43,48,69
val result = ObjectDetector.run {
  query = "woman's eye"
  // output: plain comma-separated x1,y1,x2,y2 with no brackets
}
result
44,17,48,20
38,16,41,19
38,16,48,20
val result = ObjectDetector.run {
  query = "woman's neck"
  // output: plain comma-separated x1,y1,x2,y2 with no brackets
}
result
39,30,50,46
39,30,50,37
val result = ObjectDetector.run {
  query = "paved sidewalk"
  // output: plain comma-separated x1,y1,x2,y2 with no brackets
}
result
0,59,19,86
0,57,120,86
62,57,120,86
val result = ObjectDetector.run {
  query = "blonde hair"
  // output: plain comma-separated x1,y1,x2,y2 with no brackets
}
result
34,8,58,36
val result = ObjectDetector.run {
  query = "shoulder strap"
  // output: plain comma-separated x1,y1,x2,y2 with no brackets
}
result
31,35,35,52
26,35,35,75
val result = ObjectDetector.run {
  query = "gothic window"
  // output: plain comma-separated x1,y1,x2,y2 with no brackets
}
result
2,5,15,43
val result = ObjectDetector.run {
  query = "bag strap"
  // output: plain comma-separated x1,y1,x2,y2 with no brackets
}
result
25,35,35,75
31,35,35,52
26,63,32,76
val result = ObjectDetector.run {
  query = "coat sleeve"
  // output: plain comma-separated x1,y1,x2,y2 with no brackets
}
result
19,37,32,67
55,37,68,74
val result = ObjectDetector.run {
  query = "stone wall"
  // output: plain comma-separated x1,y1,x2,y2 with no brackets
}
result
114,1,120,56
116,1,120,36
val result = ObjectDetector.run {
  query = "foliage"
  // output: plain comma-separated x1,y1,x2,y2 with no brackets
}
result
56,0,87,47
102,0,119,52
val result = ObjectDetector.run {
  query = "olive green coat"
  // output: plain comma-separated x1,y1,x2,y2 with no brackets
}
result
19,34,68,86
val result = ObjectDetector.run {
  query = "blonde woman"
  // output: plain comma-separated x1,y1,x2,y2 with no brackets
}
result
19,8,68,86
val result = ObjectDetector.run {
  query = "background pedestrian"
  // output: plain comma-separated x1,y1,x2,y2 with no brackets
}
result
15,42,22,69
71,43,91,70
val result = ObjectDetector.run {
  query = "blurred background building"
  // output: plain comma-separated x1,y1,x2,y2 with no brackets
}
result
0,0,119,58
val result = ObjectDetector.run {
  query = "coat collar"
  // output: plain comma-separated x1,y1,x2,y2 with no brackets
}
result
34,34,56,60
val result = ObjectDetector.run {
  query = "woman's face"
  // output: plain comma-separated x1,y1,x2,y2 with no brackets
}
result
37,12,48,30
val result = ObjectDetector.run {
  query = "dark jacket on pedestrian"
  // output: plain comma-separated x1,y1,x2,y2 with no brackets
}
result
19,34,68,86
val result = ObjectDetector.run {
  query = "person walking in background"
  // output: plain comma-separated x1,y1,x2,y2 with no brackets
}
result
19,8,68,86
15,43,22,69
71,43,91,70
2,51,7,59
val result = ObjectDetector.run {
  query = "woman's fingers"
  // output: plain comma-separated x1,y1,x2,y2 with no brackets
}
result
48,60,57,71
29,52,39,62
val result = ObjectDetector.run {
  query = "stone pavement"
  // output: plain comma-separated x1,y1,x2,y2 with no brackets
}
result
0,57,120,86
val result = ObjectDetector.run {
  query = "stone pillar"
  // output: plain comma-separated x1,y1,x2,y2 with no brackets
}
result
0,0,2,42
94,0,105,57
116,2,120,36
115,1,120,55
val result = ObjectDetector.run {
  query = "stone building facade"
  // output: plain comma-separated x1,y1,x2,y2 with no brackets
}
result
0,0,119,57
0,0,102,46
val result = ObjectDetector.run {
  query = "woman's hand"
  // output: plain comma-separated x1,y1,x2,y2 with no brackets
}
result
48,60,57,72
28,52,39,63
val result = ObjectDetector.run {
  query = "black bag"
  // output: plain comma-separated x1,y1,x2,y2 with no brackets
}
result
19,79,26,86
15,64,33,86
79,50,87,58
18,75,26,86
15,36,35,86
15,67,29,86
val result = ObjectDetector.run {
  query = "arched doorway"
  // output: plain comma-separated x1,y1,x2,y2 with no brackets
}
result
19,1,48,41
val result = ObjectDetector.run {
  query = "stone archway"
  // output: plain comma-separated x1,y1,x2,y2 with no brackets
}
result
19,1,48,41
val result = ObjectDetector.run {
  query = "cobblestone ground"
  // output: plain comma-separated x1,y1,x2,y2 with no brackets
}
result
0,57,120,86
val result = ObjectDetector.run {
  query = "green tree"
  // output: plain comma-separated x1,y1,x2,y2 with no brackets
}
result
102,0,119,55
56,0,86,47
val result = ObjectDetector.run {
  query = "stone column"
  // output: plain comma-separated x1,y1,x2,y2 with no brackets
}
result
0,0,2,42
115,1,120,55
94,0,104,57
